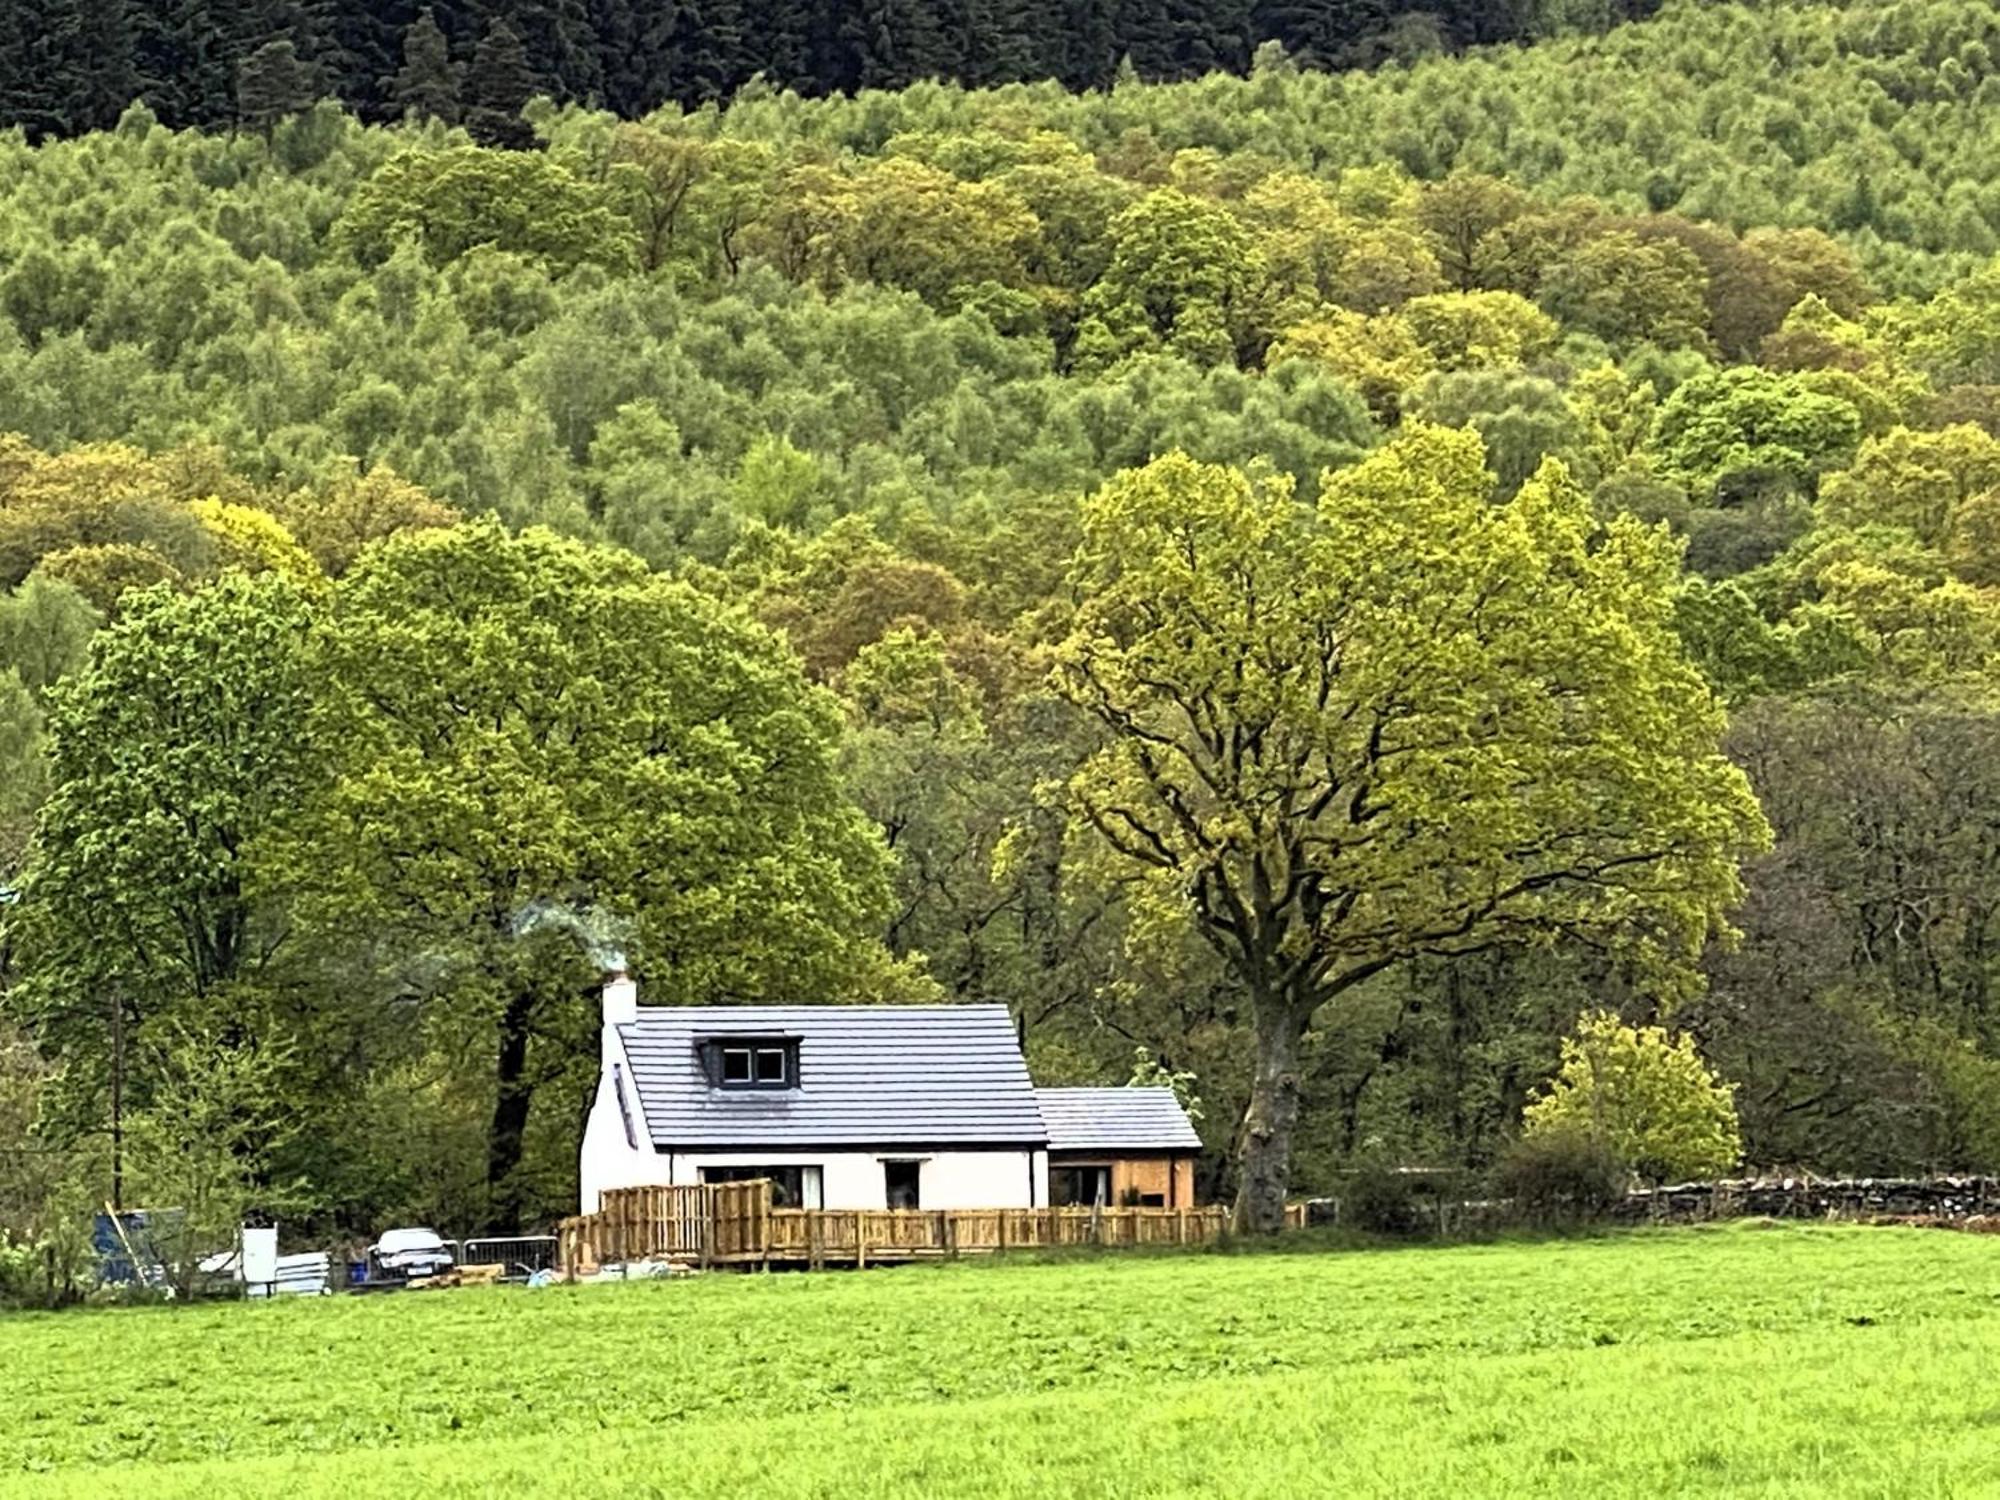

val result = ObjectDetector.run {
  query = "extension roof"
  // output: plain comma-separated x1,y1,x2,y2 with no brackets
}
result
617,1004,1048,1148
1036,1087,1203,1152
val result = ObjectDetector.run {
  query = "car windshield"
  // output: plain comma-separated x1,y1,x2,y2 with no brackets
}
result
376,1229,445,1254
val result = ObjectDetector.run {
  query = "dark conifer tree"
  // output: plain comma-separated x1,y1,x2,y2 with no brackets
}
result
1054,0,1120,87
236,36,321,132
69,0,145,132
506,0,604,102
331,0,418,121
1250,0,1389,67
134,0,246,126
667,0,748,104
386,7,463,121
464,15,540,146
747,0,817,94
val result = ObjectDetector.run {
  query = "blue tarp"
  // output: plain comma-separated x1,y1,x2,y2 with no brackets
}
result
91,1208,182,1285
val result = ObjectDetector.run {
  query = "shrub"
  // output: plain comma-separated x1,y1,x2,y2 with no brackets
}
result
1524,1011,1742,1182
1497,1125,1627,1227
1339,1154,1423,1236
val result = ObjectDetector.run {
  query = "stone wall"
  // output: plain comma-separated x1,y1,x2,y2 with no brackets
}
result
1301,1175,2000,1232
1611,1176,2000,1224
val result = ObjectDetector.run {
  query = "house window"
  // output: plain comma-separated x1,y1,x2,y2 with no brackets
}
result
700,1164,821,1209
1052,1165,1111,1207
700,1037,799,1090
612,1063,637,1151
883,1159,921,1210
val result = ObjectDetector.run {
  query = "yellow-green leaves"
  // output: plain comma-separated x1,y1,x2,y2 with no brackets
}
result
1060,427,1768,1022
1525,1010,1742,1182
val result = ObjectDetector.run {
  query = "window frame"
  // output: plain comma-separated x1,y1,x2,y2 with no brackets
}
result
698,1035,801,1091
699,1163,821,1209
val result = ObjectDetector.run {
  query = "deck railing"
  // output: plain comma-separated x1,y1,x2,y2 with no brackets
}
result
559,1183,1305,1273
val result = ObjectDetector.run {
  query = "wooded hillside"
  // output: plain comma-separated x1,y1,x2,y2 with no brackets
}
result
4,0,2000,1244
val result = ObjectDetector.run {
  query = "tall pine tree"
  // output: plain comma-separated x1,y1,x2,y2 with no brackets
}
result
235,36,321,132
386,7,463,121
464,16,540,147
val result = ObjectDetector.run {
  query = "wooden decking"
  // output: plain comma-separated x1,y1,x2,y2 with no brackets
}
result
559,1183,1304,1273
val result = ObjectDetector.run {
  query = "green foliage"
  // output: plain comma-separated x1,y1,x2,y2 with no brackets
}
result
334,148,640,273
1654,367,1864,502
125,1027,302,1300
1058,430,1766,1227
1524,1011,1742,1182
286,519,908,1225
1495,1123,1626,1225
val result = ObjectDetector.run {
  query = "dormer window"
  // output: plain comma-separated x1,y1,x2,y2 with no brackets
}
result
699,1036,800,1090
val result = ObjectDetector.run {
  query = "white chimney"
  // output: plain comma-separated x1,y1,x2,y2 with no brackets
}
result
603,966,638,1028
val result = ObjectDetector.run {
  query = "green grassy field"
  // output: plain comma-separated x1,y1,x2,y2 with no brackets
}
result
4,1225,1998,1497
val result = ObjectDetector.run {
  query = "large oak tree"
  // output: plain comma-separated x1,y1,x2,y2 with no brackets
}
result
1057,426,1767,1231
297,520,908,1228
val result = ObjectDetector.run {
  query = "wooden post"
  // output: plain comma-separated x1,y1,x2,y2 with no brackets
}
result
699,1184,712,1271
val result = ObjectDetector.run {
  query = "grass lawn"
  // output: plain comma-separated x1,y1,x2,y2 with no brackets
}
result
4,1223,1999,1497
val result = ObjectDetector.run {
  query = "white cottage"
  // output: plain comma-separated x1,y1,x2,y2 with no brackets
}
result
580,972,1201,1215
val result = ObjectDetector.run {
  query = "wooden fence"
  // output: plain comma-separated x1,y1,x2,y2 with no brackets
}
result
558,1181,771,1272
559,1183,1306,1273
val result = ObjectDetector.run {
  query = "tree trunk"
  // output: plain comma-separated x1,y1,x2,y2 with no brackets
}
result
1233,1004,1307,1234
485,988,537,1231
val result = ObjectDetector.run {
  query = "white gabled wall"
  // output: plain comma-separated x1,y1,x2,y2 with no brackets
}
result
578,972,673,1214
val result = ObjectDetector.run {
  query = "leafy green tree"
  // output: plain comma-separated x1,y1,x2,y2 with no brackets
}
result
126,1026,301,1297
1398,289,1558,371
293,520,908,1227
334,147,640,273
1538,229,1710,351
0,574,99,698
1057,429,1766,1230
1412,172,1532,290
1408,367,1583,498
1653,367,1862,503
4,573,318,1164
1523,1011,1741,1182
1816,425,2000,550
1074,188,1271,370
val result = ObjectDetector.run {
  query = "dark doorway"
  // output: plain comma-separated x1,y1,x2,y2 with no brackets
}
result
1052,1165,1111,1207
883,1159,921,1209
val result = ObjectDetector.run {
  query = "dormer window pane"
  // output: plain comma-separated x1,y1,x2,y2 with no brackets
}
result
755,1047,787,1084
721,1048,753,1083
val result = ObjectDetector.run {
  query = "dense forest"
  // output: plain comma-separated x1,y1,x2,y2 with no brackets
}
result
0,0,1663,140
5,0,2000,1247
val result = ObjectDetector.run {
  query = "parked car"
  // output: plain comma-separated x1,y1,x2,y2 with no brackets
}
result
368,1227,454,1281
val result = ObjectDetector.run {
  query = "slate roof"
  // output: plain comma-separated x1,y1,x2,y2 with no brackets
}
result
1036,1087,1203,1152
617,1004,1049,1148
